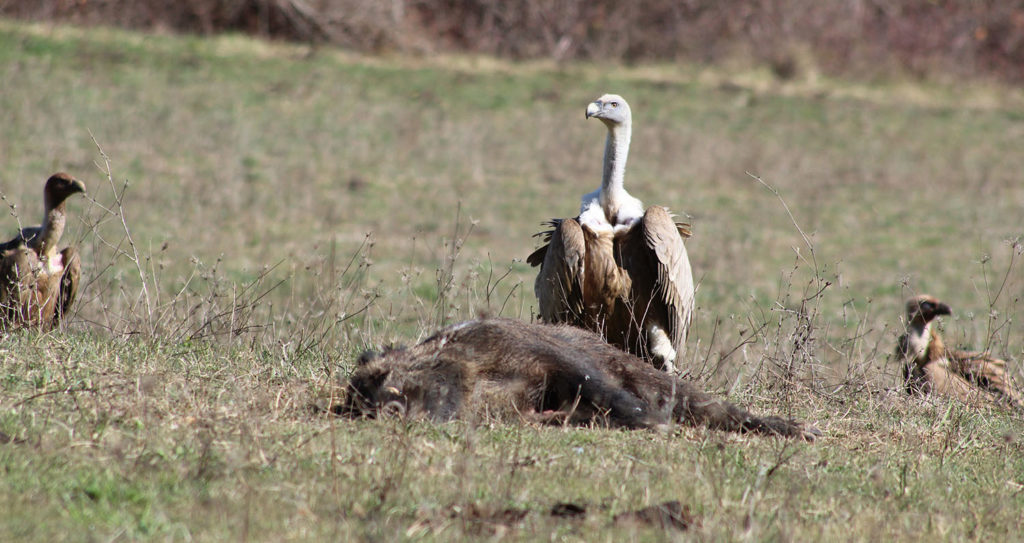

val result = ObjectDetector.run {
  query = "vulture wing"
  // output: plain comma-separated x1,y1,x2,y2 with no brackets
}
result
0,248,25,326
530,219,587,327
920,359,1002,407
675,221,693,239
0,227,38,253
0,246,41,329
948,349,1024,410
526,219,560,268
619,206,695,352
0,239,20,253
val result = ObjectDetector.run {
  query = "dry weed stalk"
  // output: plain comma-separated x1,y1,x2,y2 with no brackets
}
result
975,237,1022,356
77,146,289,345
741,173,831,407
413,203,522,335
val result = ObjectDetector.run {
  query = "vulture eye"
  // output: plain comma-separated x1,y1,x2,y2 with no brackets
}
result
609,101,619,108
920,301,933,311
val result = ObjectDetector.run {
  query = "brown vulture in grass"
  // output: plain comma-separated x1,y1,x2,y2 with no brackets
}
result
898,294,1023,410
529,94,695,373
0,173,85,332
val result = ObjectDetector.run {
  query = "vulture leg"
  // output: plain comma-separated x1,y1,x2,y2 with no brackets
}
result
55,246,80,326
533,219,586,327
646,323,677,373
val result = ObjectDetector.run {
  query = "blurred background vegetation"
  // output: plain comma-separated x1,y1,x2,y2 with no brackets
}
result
5,0,1024,83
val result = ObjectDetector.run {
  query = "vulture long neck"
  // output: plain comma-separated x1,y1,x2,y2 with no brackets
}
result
906,319,945,366
598,120,632,222
32,197,67,261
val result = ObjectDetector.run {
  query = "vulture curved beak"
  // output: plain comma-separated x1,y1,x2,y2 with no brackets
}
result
935,303,952,317
71,178,87,194
586,101,601,119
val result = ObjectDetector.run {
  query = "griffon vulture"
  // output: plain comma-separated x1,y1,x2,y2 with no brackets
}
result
529,94,695,372
897,294,1023,410
0,173,85,331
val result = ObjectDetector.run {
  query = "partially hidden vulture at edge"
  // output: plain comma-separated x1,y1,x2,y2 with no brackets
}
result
0,173,86,332
898,294,1023,410
529,94,695,373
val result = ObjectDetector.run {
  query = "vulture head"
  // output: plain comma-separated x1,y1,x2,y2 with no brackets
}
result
43,173,86,210
586,94,631,127
905,295,952,326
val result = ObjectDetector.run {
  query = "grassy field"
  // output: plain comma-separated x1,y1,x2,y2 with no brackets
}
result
1,20,1024,540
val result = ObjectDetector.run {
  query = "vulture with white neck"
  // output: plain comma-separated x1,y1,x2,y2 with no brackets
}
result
529,94,695,372
898,294,1023,410
0,173,85,331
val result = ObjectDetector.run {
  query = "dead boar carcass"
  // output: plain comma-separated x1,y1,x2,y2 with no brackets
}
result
336,318,818,440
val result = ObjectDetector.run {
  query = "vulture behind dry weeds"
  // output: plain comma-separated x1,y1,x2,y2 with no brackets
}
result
897,294,1023,410
530,94,694,372
0,173,85,331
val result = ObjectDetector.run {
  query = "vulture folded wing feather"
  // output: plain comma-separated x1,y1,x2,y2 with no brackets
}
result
948,348,1024,409
0,249,24,322
527,219,565,267
0,247,44,329
0,239,23,254
641,206,695,348
526,245,548,268
0,227,39,253
533,218,587,326
922,360,1002,406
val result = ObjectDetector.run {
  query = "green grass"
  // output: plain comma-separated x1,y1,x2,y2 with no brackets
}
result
1,19,1024,540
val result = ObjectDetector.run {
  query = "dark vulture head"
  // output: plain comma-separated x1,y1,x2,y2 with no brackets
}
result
43,173,86,210
586,93,631,127
905,295,952,326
